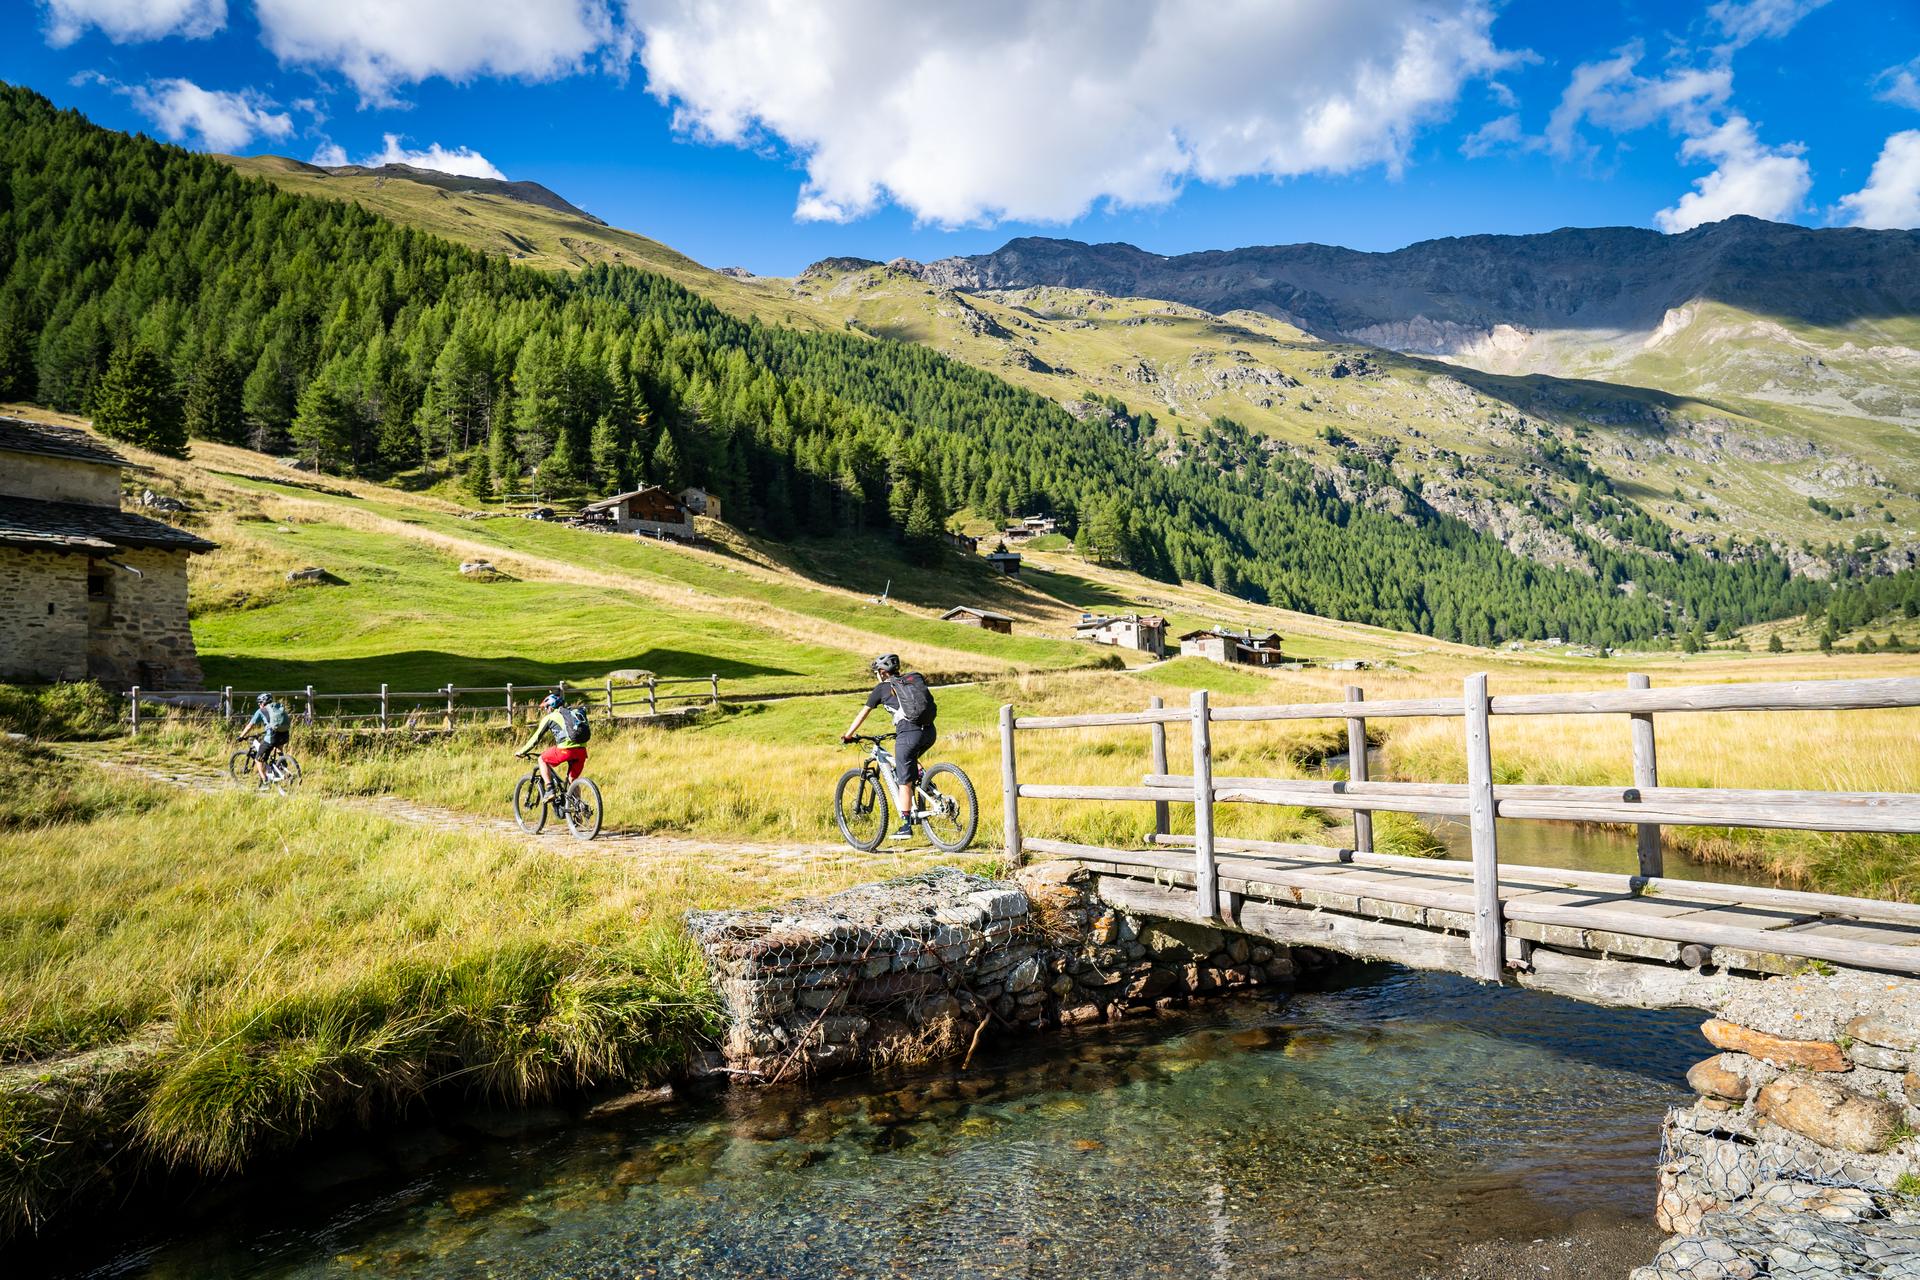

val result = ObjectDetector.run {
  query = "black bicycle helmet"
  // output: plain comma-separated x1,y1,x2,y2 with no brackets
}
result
871,653,900,675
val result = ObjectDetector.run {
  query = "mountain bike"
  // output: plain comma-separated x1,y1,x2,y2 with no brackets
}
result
835,733,977,852
229,735,302,794
512,753,603,840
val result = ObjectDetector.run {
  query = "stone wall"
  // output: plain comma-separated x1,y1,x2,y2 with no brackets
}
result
0,453,120,507
85,546,203,689
1638,971,1920,1279
686,864,1298,1081
0,546,88,682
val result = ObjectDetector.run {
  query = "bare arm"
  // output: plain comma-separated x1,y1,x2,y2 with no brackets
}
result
842,705,872,740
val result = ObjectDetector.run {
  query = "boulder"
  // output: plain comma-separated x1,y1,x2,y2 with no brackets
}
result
1702,1019,1849,1072
284,566,336,584
1140,919,1225,958
1688,1055,1749,1102
1848,1015,1920,1053
459,559,502,577
1756,1074,1905,1153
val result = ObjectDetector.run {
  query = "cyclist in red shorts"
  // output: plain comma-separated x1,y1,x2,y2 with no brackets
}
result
516,691,589,801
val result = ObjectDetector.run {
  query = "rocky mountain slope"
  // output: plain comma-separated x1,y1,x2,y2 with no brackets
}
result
220,157,1919,576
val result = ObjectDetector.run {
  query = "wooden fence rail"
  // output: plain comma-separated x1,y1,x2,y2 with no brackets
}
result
124,673,723,735
1000,673,1920,983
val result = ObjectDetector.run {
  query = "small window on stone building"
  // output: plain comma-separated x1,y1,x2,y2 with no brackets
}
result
88,567,110,600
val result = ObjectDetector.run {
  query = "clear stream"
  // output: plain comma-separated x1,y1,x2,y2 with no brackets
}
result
46,966,1708,1280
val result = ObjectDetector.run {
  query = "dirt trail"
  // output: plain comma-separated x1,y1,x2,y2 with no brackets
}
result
75,750,931,879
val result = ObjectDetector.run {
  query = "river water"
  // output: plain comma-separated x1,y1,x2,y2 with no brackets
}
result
50,965,1706,1280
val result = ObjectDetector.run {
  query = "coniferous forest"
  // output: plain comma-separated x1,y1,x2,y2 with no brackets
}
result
0,83,1849,647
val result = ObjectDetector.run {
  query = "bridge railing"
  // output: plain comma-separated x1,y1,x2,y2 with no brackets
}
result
998,674,1920,982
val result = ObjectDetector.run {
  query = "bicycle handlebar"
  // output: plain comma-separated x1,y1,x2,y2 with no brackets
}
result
844,732,896,743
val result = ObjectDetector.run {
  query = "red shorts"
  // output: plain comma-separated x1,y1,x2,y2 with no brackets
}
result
540,746,587,779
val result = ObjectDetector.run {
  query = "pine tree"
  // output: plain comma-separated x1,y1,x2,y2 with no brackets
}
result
543,424,583,491
93,343,187,456
182,349,244,443
463,448,492,503
1767,632,1785,653
0,311,35,401
651,427,685,491
487,415,515,498
589,413,621,489
290,374,357,473
905,485,942,565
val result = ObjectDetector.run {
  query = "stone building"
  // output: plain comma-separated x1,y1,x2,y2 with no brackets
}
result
940,605,1013,634
1075,612,1166,658
0,416,215,688
579,485,697,540
1177,625,1287,666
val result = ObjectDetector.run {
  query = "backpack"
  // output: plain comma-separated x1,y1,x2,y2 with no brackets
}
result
262,702,290,730
885,674,934,726
558,704,592,744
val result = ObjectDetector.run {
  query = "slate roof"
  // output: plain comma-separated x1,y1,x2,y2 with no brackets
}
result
0,495,216,555
941,606,1013,622
0,416,133,469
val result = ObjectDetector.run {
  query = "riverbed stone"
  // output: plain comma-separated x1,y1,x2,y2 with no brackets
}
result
1689,1055,1750,1102
1140,920,1224,957
1703,1018,1850,1072
1757,1074,1905,1153
1850,1015,1920,1053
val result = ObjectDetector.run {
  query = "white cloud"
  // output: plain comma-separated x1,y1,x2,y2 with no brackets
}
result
1546,44,1732,160
311,133,507,179
254,0,622,105
628,0,1515,226
1836,130,1920,229
123,77,293,151
41,0,225,46
1706,0,1832,51
1654,114,1810,232
1460,113,1525,159
1877,59,1920,112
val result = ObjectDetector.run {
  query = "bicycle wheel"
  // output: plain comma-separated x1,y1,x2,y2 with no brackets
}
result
272,755,302,795
228,749,254,782
564,777,603,840
512,772,548,833
919,763,979,853
833,766,889,851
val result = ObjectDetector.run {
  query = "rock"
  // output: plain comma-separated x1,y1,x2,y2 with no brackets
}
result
1650,1233,1760,1278
966,889,1025,920
1756,1074,1905,1153
1703,1019,1850,1072
285,566,334,584
459,559,504,578
1005,956,1042,994
1140,920,1225,958
1689,1056,1750,1102
1748,1180,1881,1223
584,1085,673,1119
1849,1016,1920,1053
448,1186,512,1216
1849,1041,1910,1072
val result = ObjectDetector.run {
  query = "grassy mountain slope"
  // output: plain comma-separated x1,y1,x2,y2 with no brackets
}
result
221,156,1917,564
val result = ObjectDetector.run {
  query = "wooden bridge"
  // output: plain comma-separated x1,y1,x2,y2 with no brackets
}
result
996,675,1920,1007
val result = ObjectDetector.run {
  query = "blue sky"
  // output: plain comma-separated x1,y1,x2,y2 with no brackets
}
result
4,1,1919,275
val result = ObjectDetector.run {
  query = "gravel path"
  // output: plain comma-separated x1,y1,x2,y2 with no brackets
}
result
71,748,933,878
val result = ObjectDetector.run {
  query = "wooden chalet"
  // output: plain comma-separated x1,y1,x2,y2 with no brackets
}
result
941,606,1014,634
581,485,696,540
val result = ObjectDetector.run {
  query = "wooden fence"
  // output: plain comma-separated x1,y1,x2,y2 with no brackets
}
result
998,674,1920,982
124,674,722,735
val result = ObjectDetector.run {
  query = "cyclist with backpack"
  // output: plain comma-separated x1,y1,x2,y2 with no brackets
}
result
516,691,592,801
841,654,937,841
239,692,292,788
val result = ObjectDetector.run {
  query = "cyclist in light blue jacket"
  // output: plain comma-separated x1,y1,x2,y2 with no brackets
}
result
240,692,292,788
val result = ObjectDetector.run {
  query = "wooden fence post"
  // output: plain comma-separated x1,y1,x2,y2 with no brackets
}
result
647,678,657,716
305,685,315,725
380,684,389,731
606,677,615,718
710,673,720,706
221,685,232,724
1629,672,1663,879
443,684,455,732
999,703,1022,863
128,686,139,736
1149,694,1170,838
1191,689,1219,923
1346,685,1373,854
1463,672,1503,982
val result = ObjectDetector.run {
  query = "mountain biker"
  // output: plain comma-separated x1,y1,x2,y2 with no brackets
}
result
516,691,590,800
239,692,291,787
841,654,937,841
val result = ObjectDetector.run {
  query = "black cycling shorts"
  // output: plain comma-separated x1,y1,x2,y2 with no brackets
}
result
893,722,935,783
265,728,290,749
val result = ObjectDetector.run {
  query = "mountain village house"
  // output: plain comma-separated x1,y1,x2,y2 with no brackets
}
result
1074,612,1166,658
1001,515,1058,543
940,605,1013,634
580,485,702,540
1177,625,1288,666
0,417,215,688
